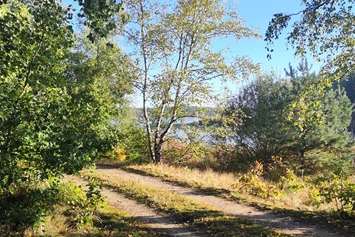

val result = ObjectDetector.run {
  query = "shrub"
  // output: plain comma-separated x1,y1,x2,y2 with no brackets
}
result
0,175,104,236
107,146,127,161
58,176,104,228
0,182,59,236
314,173,355,215
237,161,281,198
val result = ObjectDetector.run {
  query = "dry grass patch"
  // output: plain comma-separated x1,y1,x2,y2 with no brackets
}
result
21,180,162,237
128,162,238,193
122,162,332,212
89,170,290,237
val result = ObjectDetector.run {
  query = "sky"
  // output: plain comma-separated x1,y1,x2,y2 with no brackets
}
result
63,0,317,72
62,0,320,105
233,0,319,73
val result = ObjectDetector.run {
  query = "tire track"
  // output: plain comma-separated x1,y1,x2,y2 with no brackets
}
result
64,175,208,237
94,165,352,237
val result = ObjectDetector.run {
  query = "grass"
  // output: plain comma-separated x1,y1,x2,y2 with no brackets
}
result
95,160,355,236
99,161,311,208
86,169,290,237
21,181,162,237
65,205,163,237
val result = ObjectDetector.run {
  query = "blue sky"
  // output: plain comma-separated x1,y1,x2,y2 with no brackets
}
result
63,0,320,105
63,0,317,74
235,0,319,74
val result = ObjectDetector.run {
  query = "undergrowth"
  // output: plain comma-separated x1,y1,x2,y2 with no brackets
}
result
96,159,355,235
88,170,289,237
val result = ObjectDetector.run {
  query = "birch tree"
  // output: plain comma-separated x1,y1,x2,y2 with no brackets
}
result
123,0,260,163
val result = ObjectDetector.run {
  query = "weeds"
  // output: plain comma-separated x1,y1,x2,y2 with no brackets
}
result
88,170,289,237
94,159,355,235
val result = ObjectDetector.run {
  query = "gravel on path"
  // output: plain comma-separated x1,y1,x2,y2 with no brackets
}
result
64,175,208,237
95,165,352,237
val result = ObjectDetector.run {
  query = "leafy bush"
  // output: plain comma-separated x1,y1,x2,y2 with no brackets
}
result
238,161,281,198
110,107,149,164
107,146,127,161
314,170,355,214
58,177,104,228
0,3,126,233
279,168,304,193
0,175,104,236
0,180,59,236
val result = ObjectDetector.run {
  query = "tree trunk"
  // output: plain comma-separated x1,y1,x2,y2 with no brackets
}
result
153,142,162,163
300,150,306,170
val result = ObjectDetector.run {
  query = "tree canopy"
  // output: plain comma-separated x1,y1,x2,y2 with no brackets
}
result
225,69,353,171
0,0,128,231
123,0,260,163
266,0,355,81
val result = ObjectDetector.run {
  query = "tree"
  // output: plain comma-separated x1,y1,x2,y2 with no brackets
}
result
336,73,355,136
225,74,290,165
0,0,125,186
284,58,313,78
226,71,353,170
265,0,355,81
285,77,353,169
0,0,126,232
123,0,260,163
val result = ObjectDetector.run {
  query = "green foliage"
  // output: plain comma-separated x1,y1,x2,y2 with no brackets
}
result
314,169,355,214
266,0,355,80
336,73,355,135
113,108,149,163
226,70,353,171
0,177,104,235
75,0,126,41
0,179,59,236
225,74,289,166
58,177,104,228
1,0,76,191
0,0,132,233
279,168,304,193
284,78,353,167
0,1,121,190
124,0,260,163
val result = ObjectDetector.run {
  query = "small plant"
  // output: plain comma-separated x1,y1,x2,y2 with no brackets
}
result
264,156,287,182
279,168,304,193
238,161,281,198
314,173,355,215
58,176,104,228
303,187,322,207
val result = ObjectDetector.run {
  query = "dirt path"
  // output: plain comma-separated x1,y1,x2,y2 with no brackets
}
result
95,165,351,237
64,175,207,237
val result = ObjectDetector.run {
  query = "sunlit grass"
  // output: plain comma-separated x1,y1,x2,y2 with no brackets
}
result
25,183,162,237
88,170,289,237
120,162,328,211
94,160,355,235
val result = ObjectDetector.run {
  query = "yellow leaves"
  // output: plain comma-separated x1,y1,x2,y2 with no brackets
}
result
108,146,127,161
0,1,29,21
0,4,9,19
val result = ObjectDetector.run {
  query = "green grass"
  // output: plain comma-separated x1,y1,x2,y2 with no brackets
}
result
88,170,290,237
65,205,163,237
94,160,355,236
38,180,163,237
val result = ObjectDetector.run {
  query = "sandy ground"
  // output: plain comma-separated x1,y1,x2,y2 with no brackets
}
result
90,164,353,237
65,175,207,237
